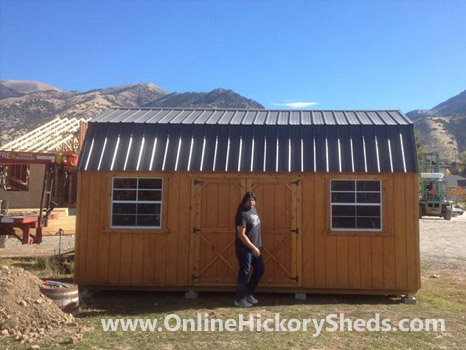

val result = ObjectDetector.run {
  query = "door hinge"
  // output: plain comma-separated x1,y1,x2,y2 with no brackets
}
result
291,276,299,282
290,180,300,185
192,275,199,281
194,179,203,185
192,227,201,233
291,228,299,234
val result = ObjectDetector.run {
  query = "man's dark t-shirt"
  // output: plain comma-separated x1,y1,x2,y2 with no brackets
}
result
235,206,262,250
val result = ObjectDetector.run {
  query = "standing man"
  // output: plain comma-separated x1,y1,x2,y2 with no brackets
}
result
234,191,265,307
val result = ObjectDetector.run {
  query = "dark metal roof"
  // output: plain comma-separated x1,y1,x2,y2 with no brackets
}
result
92,108,413,126
79,121,419,173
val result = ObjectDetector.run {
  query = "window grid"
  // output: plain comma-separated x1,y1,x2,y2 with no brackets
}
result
111,177,163,229
330,180,382,232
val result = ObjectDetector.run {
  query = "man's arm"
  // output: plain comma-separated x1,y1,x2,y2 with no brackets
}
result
236,226,261,257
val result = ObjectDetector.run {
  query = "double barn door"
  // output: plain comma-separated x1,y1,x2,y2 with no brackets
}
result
190,176,302,287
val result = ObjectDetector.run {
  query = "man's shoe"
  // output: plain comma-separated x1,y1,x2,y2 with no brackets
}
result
245,295,259,304
234,298,253,308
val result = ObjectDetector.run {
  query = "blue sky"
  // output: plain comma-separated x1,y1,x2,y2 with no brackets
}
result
1,0,465,112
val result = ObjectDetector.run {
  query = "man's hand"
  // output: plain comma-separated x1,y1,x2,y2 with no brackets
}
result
252,246,261,257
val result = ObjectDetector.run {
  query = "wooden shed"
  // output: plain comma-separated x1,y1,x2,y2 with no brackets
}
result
75,108,420,297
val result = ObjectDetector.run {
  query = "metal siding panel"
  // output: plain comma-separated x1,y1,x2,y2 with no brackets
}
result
314,126,326,172
110,110,136,123
111,125,133,170
301,111,312,125
323,111,336,125
254,111,268,125
277,111,290,125
219,111,236,125
363,127,378,173
401,126,418,172
139,125,157,171
214,127,229,171
124,124,145,171
367,112,384,125
338,127,353,172
200,127,217,171
151,125,169,171
376,111,396,126
231,111,247,125
290,111,301,125
265,111,279,125
97,124,120,171
326,127,339,172
146,110,171,123
186,126,204,171
388,111,408,125
241,111,257,125
374,127,392,173
158,110,180,124
264,127,278,171
175,127,192,170
312,111,324,125
251,127,265,172
164,127,182,171
277,127,289,171
290,126,302,171
386,126,404,172
334,111,348,125
182,110,203,124
356,112,372,125
207,110,226,124
240,128,253,172
170,110,193,124
194,110,214,124
227,127,241,171
344,111,359,125
92,109,116,122
350,127,366,172
301,127,315,171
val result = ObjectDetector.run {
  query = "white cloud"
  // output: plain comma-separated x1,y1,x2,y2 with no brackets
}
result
270,101,319,109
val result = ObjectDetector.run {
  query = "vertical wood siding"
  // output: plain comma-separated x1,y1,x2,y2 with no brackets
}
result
75,171,420,294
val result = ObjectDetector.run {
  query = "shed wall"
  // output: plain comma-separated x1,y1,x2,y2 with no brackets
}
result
74,171,420,294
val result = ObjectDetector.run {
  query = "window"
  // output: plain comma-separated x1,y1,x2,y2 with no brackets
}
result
111,177,163,228
330,180,382,231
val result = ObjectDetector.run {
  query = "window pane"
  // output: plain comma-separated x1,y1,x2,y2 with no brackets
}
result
112,214,136,226
113,190,137,200
114,178,137,189
137,203,161,215
357,193,381,203
138,190,162,201
357,180,380,191
357,218,381,229
331,180,355,191
137,215,160,227
331,192,355,203
113,203,137,214
332,217,356,228
357,205,380,217
332,205,355,216
139,178,162,189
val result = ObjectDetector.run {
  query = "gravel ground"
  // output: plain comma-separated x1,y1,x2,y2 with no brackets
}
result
0,235,75,258
420,212,466,272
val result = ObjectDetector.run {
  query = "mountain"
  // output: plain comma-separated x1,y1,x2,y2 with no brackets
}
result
407,89,466,163
0,80,264,146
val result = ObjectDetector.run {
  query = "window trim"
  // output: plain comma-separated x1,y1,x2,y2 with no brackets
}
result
329,179,383,233
110,176,163,230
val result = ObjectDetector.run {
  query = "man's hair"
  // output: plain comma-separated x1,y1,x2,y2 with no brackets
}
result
237,191,257,212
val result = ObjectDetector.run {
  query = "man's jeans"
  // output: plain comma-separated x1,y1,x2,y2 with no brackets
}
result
235,246,265,301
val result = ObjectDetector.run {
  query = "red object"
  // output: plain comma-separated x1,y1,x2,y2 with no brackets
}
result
0,215,41,244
